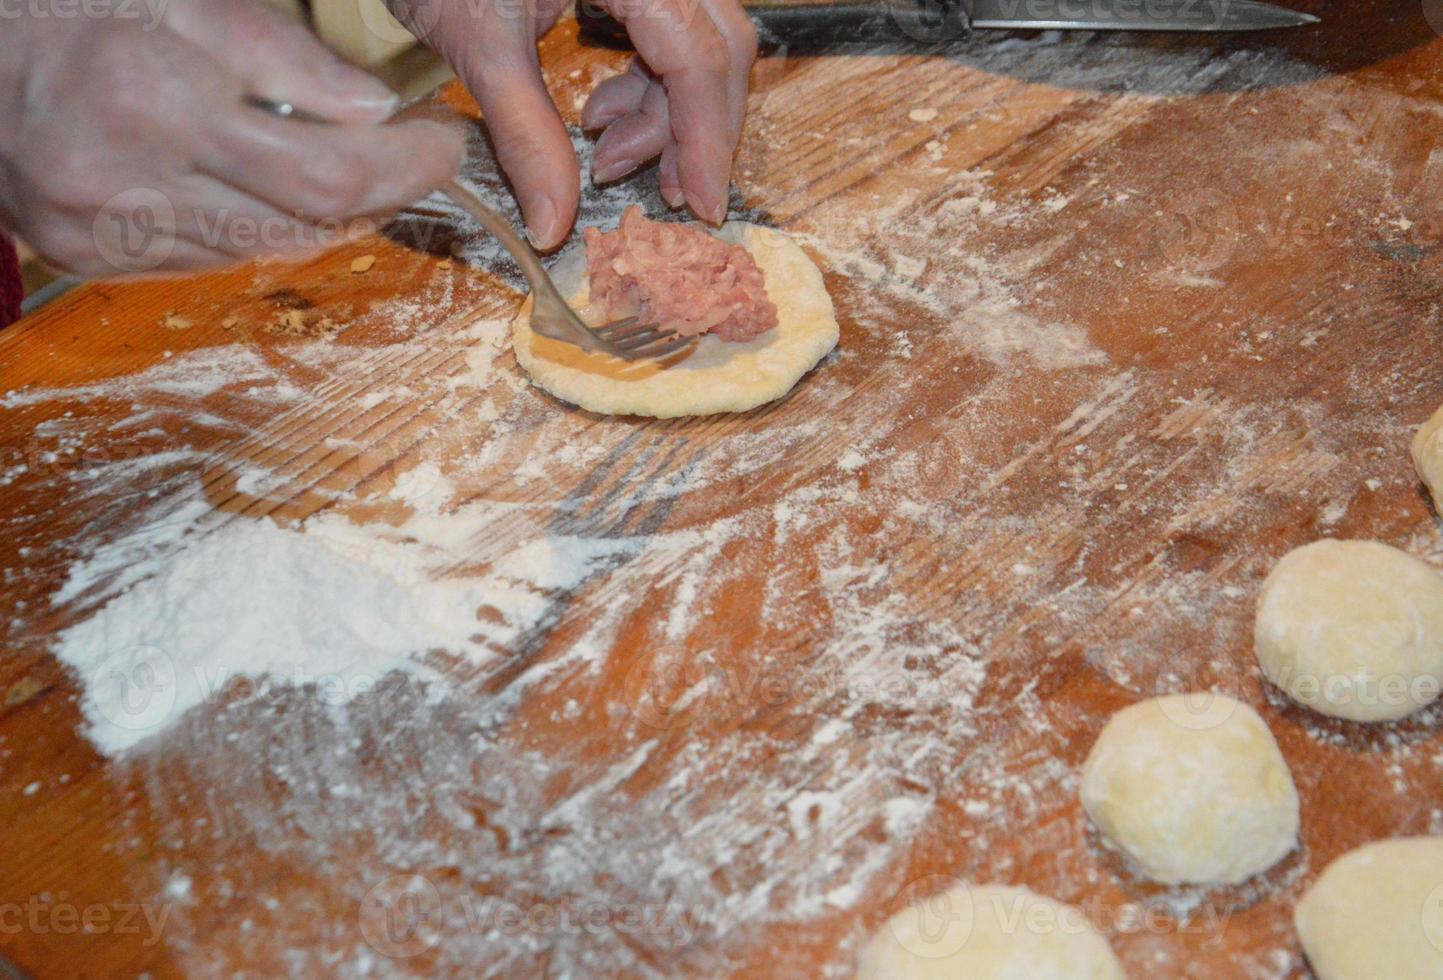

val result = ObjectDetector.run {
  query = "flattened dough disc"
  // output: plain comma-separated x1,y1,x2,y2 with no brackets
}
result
511,222,839,419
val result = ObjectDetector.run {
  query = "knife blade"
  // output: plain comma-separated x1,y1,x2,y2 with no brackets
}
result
969,0,1318,31
576,0,1317,48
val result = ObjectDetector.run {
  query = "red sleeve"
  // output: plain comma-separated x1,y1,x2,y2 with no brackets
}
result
0,234,20,327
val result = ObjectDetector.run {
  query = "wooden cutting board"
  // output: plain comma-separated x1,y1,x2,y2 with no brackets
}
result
3,5,1442,975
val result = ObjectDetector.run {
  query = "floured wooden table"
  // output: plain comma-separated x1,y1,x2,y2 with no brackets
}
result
3,5,1443,975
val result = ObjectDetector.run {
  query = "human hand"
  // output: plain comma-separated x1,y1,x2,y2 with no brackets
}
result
0,0,465,277
390,0,756,249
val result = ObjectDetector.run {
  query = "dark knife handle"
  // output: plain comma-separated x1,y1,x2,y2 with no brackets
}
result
575,0,973,49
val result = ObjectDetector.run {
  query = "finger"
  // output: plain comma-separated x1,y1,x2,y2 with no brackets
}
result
37,187,243,277
582,73,646,131
195,108,463,222
694,0,757,148
659,143,682,209
581,61,650,131
166,175,338,260
163,0,398,123
657,67,731,223
603,0,735,223
144,240,239,274
667,0,755,216
592,81,671,183
61,234,229,279
456,42,579,249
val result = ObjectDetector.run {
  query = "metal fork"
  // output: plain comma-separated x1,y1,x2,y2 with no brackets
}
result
438,178,695,361
243,94,695,363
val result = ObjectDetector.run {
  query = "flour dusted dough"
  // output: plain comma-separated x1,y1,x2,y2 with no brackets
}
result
1295,837,1443,980
1079,694,1299,885
1254,539,1443,722
1412,403,1443,513
858,883,1124,980
512,222,838,418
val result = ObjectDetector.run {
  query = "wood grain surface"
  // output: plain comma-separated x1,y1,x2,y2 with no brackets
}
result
3,4,1443,976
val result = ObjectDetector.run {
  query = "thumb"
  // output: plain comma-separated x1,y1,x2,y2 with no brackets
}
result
162,0,398,123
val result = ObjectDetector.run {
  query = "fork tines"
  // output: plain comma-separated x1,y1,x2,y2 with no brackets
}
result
595,318,697,361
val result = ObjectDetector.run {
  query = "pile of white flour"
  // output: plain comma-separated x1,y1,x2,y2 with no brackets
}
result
53,514,481,754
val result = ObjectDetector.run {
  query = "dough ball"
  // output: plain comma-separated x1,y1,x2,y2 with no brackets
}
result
1254,539,1443,722
1412,403,1443,514
858,882,1124,980
511,221,839,418
1295,837,1443,980
1079,694,1298,885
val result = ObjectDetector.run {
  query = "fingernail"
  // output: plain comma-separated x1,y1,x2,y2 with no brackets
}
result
593,158,639,184
526,196,561,249
687,190,725,225
663,188,686,209
351,92,401,115
322,60,398,113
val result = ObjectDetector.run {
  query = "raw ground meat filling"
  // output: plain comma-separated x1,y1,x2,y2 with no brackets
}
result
582,205,780,343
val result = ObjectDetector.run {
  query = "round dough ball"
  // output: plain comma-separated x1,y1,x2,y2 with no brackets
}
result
1079,694,1299,885
858,882,1124,980
1254,539,1443,722
1411,403,1443,514
512,221,839,418
1295,837,1443,980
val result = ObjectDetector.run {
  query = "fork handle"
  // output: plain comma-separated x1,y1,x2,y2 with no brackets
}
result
242,94,597,350
437,179,607,354
241,96,559,297
380,101,562,301
439,179,554,297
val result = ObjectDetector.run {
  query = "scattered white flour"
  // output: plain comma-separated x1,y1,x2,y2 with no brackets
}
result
163,874,193,903
388,461,454,510
1,346,294,410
